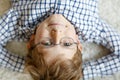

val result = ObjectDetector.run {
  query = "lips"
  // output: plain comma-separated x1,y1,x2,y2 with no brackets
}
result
48,23,64,27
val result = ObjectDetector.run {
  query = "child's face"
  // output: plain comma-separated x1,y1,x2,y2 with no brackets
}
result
34,14,82,65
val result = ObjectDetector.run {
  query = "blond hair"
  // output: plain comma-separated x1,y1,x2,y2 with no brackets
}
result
25,46,82,80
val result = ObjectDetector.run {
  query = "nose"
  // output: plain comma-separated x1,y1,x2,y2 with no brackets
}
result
47,14,68,44
51,27,64,44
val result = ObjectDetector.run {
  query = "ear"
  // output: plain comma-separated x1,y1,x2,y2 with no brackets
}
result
27,34,35,49
76,35,82,51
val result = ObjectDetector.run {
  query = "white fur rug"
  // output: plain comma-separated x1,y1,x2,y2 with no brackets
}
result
0,0,120,80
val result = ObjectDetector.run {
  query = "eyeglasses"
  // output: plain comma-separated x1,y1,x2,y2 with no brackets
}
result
31,37,78,49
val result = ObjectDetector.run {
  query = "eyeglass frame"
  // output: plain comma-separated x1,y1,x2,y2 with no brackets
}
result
30,37,78,50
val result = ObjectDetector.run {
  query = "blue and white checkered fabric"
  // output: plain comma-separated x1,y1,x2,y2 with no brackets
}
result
0,0,120,80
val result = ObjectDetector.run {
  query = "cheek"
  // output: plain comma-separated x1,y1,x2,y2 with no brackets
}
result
35,30,43,44
65,30,76,39
35,30,50,44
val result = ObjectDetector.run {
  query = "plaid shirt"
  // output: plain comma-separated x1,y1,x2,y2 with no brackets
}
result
0,0,120,80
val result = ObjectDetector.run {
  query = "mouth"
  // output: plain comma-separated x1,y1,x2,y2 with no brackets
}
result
48,23,64,27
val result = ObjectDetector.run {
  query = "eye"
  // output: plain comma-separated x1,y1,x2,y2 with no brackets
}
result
41,39,52,46
63,42,73,47
60,37,75,47
41,40,53,47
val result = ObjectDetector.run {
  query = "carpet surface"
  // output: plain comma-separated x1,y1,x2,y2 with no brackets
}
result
0,0,120,80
